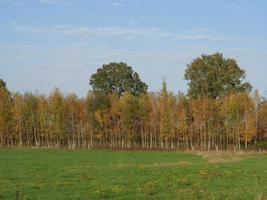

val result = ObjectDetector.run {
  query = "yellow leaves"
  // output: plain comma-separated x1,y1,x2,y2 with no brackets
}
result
176,94,189,134
221,92,257,143
221,92,253,118
110,94,121,116
241,112,257,141
94,109,109,138
95,110,106,126
159,80,175,139
0,85,13,134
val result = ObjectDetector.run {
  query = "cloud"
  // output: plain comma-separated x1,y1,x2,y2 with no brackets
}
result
112,2,124,7
11,24,254,43
174,28,246,42
175,34,240,42
12,24,172,39
39,0,72,6
64,27,173,39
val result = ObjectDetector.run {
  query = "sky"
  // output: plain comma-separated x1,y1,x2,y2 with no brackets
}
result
1,0,267,97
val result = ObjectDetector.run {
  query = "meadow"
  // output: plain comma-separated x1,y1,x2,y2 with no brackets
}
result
0,149,266,200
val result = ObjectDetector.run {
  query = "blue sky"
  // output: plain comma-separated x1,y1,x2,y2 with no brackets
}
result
1,0,267,97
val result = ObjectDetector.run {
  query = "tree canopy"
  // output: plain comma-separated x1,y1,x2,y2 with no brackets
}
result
0,79,7,90
1,53,267,150
185,53,252,99
0,79,12,145
89,62,148,96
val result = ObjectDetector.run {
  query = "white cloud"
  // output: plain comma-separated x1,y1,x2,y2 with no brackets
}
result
64,27,173,39
112,2,124,7
12,24,172,39
11,23,255,43
175,34,240,42
39,0,72,6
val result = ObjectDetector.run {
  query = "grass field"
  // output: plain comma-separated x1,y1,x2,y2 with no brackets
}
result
0,149,266,200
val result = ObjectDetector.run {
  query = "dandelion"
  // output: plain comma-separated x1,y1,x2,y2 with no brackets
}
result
112,186,122,193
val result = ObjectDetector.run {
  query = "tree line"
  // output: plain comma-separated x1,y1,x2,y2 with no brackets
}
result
1,53,267,150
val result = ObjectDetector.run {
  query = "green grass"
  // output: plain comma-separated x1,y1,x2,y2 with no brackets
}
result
0,149,266,199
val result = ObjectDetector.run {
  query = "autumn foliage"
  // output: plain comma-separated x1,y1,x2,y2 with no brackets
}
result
0,84,266,150
0,54,267,150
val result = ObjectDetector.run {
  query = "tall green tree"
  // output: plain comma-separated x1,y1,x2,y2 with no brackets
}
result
185,53,251,99
90,62,148,96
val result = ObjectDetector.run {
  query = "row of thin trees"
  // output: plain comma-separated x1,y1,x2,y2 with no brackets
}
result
1,80,267,150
